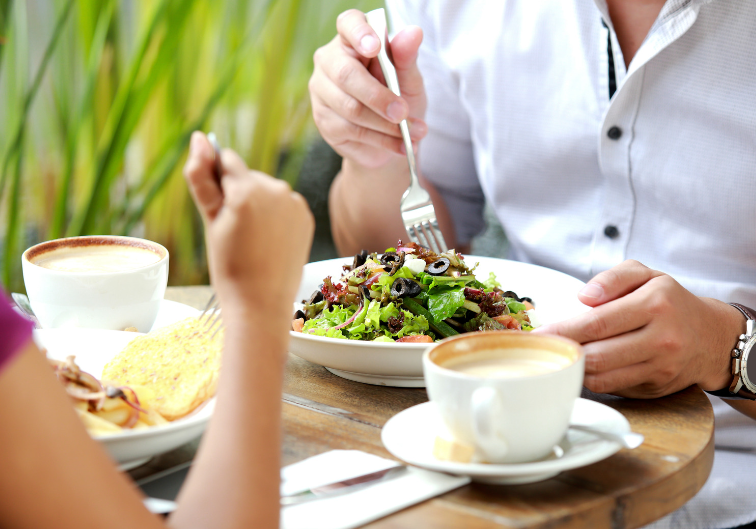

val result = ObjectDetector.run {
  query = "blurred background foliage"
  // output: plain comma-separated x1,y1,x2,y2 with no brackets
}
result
0,0,382,292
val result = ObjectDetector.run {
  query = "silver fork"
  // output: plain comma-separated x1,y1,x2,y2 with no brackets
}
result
199,292,222,338
199,132,224,338
365,8,448,254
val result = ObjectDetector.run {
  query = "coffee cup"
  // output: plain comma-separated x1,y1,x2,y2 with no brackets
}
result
22,235,169,332
423,332,584,464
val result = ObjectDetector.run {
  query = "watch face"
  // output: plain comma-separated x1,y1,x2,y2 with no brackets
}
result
744,337,756,392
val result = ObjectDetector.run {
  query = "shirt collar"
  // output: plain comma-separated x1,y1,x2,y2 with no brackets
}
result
593,0,718,29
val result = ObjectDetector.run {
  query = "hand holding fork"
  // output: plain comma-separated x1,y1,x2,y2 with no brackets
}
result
365,9,447,254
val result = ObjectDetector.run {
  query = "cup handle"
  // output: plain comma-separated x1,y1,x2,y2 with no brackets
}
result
471,387,508,462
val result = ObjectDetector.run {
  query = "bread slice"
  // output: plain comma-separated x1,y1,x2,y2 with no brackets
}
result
102,317,223,421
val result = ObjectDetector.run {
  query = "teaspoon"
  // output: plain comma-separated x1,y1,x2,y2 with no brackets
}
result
569,424,644,449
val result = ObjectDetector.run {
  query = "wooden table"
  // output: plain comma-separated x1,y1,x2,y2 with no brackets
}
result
133,286,715,529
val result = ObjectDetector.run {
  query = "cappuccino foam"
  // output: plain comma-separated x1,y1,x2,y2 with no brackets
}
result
33,245,161,273
442,348,571,378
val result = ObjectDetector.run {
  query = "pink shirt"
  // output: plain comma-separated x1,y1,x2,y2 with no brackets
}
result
0,291,33,373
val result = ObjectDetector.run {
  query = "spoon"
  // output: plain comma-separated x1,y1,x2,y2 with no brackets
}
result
569,424,644,449
11,292,41,329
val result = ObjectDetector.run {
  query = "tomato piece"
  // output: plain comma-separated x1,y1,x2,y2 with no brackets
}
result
493,314,522,330
397,335,434,343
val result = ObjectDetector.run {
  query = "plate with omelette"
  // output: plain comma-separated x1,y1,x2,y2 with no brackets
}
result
34,301,221,469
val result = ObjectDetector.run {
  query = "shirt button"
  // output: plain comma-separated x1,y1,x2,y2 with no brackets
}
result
607,126,622,140
604,225,620,239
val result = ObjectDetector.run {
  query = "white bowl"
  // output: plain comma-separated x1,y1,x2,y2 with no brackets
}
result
289,256,590,387
34,301,212,469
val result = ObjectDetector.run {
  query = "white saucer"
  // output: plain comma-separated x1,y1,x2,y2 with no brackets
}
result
381,398,629,484
150,299,201,331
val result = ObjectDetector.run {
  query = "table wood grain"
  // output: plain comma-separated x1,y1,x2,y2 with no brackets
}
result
151,286,715,529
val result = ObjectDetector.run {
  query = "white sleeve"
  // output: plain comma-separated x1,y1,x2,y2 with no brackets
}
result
386,1,486,246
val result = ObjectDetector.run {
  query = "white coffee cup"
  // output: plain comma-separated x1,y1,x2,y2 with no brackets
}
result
22,235,169,332
423,332,584,464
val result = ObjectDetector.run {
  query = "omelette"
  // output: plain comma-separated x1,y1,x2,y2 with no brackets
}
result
102,317,223,421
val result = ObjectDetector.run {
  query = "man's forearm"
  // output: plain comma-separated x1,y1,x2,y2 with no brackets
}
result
330,157,458,256
724,400,756,421
330,157,410,256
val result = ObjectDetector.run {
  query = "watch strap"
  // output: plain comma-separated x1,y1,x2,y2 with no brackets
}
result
703,303,756,400
730,303,756,322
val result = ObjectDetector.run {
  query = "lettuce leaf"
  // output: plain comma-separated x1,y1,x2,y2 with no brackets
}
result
505,298,527,313
417,272,476,292
426,287,466,322
393,310,429,337
482,272,501,291
301,326,348,339
302,305,355,329
365,300,381,330
379,302,401,322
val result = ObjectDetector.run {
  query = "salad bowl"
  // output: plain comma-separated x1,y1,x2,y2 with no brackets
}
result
289,256,590,387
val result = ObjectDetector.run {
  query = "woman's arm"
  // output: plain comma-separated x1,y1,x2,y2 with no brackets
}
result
0,132,314,529
171,133,314,527
0,341,165,528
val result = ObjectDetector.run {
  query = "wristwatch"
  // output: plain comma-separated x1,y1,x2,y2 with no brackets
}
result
704,303,756,400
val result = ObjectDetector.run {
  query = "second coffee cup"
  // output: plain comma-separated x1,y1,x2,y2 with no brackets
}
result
423,332,584,464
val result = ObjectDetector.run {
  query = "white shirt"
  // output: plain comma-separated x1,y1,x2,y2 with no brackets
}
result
386,1,756,527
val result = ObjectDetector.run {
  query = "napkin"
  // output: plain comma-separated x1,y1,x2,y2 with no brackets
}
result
280,450,470,529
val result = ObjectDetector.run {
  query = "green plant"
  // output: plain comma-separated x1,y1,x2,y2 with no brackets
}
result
0,0,382,292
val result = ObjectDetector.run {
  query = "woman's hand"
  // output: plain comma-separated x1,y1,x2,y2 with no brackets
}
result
183,132,314,326
309,9,428,169
534,260,744,398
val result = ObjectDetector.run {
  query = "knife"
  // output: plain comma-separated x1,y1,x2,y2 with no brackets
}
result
280,466,407,506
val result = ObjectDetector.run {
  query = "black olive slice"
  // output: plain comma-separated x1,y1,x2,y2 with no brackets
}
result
390,277,421,298
380,251,401,270
359,284,371,300
426,257,450,275
293,309,306,321
308,289,324,305
352,249,369,270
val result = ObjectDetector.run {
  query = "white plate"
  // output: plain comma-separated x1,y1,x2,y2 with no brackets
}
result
381,399,629,484
34,300,213,470
289,257,589,387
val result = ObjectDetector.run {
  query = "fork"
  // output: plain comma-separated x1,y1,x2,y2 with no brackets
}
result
198,132,224,338
365,8,448,254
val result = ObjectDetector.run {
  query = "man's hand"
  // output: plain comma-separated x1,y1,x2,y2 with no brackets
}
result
534,260,744,398
309,9,428,169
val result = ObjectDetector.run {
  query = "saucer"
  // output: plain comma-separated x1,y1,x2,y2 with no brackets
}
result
381,398,630,484
149,299,202,330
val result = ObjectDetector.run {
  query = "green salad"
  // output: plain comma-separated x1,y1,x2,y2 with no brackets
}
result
291,242,535,343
